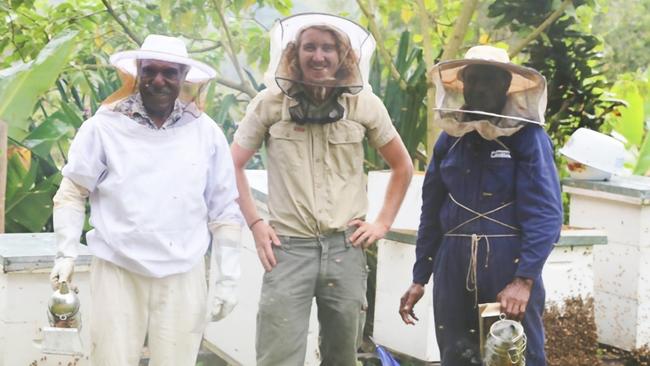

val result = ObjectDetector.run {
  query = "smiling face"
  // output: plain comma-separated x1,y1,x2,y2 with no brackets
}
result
137,59,188,119
297,28,341,85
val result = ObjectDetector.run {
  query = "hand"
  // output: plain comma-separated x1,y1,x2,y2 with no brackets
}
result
496,277,533,321
251,221,281,272
210,284,237,321
49,257,75,290
347,219,389,248
399,283,425,325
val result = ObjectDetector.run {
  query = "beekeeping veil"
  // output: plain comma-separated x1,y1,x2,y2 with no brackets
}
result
431,45,547,140
264,13,376,123
103,34,217,110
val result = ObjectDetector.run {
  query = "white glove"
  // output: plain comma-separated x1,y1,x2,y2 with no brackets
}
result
208,222,242,321
50,178,87,290
50,257,75,290
211,283,237,321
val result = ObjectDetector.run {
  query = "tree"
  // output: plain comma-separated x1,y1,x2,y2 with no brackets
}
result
487,0,622,147
0,0,627,232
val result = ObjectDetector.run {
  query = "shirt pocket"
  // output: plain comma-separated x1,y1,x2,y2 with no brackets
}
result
440,149,465,192
481,157,516,201
268,121,307,168
326,121,365,175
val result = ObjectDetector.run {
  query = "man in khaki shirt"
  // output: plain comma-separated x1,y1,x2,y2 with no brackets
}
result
231,14,413,365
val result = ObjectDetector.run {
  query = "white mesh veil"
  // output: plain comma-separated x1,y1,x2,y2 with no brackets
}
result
263,13,376,95
430,47,547,128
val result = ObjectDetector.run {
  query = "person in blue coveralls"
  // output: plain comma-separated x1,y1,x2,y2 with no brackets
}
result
398,45,563,366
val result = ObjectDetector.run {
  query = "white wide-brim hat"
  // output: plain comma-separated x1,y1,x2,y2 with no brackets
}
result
110,34,217,83
431,45,545,94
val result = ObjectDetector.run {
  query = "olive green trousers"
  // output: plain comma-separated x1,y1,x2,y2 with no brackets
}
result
256,229,368,366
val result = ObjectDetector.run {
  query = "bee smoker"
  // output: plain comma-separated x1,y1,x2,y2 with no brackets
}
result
41,281,84,356
483,314,527,366
479,302,527,365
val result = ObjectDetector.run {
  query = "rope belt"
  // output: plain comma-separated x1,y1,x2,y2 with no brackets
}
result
444,194,519,307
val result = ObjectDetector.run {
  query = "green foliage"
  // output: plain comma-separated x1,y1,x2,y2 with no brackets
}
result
367,31,429,170
592,0,650,77
0,30,78,137
604,70,650,176
0,0,641,235
0,29,85,233
0,0,290,233
3,138,63,233
609,79,645,146
636,135,650,176
488,0,622,148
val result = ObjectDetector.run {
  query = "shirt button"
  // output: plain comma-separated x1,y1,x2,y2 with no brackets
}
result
316,158,321,163
465,169,471,174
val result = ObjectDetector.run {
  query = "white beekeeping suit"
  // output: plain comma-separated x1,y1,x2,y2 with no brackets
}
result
49,34,243,366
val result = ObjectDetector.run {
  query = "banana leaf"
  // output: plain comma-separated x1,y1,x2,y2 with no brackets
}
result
0,30,78,138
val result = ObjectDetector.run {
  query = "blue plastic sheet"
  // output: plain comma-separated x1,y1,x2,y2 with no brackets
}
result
375,344,400,366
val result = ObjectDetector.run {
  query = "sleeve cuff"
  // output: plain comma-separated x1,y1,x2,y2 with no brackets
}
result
233,134,262,151
371,128,399,149
514,269,540,280
412,270,432,286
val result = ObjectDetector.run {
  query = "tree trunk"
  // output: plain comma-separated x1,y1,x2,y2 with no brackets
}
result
440,0,479,61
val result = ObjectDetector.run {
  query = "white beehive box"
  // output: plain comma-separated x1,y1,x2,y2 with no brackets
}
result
564,175,650,351
373,232,439,361
0,233,92,366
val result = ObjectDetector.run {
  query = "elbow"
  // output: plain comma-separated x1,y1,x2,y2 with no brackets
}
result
53,178,88,211
394,157,414,183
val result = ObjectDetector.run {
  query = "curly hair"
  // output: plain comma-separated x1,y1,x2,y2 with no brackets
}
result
276,24,361,88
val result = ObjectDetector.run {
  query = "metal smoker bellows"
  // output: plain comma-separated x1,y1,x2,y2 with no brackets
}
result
41,281,84,356
48,281,81,328
483,314,527,366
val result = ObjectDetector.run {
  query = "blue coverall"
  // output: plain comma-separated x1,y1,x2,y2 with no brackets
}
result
413,125,563,366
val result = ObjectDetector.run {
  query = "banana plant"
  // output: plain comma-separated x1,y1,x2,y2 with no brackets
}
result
0,30,78,139
605,70,650,176
0,30,79,232
367,30,429,171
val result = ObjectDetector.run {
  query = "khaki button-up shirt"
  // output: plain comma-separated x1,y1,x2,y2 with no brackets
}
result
234,88,398,237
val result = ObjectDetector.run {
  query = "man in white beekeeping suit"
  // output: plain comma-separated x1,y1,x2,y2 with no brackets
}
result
48,34,243,366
